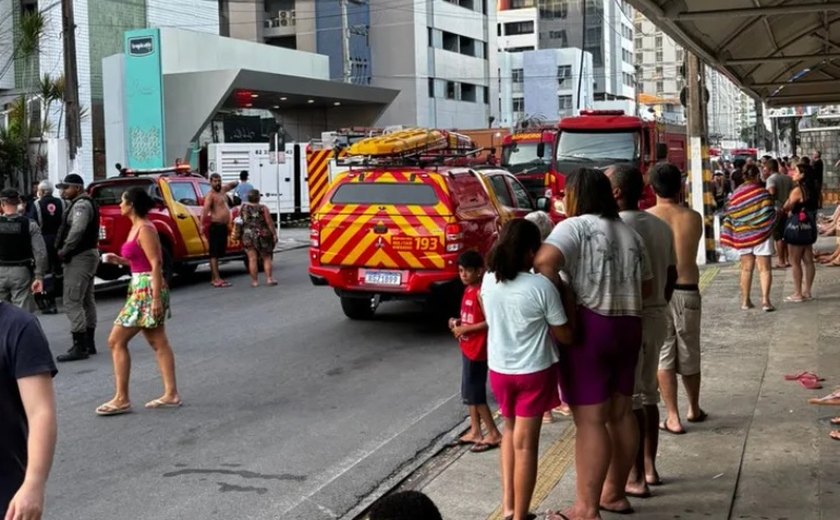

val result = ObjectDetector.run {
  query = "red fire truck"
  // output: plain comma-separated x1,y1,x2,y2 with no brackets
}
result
501,110,687,222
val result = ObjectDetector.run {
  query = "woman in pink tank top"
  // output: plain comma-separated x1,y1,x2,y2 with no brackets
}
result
94,186,181,416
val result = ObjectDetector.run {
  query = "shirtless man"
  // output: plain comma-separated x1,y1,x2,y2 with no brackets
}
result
201,174,238,287
647,162,705,440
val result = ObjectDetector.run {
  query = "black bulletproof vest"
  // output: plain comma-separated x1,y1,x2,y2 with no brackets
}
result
0,216,32,264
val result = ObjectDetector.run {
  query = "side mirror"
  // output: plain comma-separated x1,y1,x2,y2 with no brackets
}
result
536,197,550,211
656,143,668,160
536,142,546,158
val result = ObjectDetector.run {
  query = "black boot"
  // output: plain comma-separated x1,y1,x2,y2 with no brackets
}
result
56,332,89,362
85,327,97,355
43,295,58,315
34,293,47,312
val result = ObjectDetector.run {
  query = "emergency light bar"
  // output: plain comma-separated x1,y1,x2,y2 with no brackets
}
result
578,110,626,116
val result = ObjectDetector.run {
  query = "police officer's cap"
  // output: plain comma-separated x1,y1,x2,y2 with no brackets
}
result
56,173,85,189
0,188,21,204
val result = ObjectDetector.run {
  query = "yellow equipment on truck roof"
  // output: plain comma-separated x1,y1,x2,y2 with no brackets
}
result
346,128,476,157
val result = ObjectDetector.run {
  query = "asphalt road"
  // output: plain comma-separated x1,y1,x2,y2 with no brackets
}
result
41,249,467,520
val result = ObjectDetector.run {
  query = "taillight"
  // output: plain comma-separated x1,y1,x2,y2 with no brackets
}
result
99,224,107,241
445,223,463,252
310,220,320,248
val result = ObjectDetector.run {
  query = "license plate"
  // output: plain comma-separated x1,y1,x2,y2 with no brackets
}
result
364,270,402,286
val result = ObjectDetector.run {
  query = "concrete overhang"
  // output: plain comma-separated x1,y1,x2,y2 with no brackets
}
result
164,68,398,163
627,1,840,107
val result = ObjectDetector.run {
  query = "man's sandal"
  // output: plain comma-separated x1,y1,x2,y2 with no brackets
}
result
96,402,132,416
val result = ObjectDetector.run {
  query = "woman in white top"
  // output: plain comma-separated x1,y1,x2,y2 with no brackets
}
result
536,168,652,520
481,219,575,520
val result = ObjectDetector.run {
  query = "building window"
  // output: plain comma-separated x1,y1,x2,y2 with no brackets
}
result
557,65,572,88
507,46,535,52
655,35,662,49
676,48,684,62
655,65,663,77
540,0,568,19
512,68,524,84
558,95,573,110
429,77,435,97
484,86,489,104
504,21,535,36
443,31,459,52
656,80,664,94
462,83,477,102
428,27,433,47
548,30,568,46
513,97,524,113
446,0,475,9
511,0,535,8
497,23,502,36
446,81,457,99
655,50,663,63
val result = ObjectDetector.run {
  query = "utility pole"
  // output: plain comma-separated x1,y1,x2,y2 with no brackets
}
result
62,0,82,161
340,0,351,83
754,99,765,151
685,52,716,264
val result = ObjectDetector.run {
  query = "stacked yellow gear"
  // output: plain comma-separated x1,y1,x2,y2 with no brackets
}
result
346,128,476,157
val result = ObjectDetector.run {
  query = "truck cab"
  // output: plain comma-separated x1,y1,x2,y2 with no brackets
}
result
542,110,683,222
500,129,559,200
91,165,245,281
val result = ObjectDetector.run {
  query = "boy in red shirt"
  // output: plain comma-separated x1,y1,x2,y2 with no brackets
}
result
449,251,502,452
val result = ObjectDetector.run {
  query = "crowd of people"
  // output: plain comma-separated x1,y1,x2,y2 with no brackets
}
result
447,162,705,520
1,153,837,519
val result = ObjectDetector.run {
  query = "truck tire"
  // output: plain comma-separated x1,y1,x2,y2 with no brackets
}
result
174,264,198,278
161,240,174,284
340,296,376,320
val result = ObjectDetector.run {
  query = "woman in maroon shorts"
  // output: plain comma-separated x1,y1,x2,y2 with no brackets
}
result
481,219,575,520
535,169,653,520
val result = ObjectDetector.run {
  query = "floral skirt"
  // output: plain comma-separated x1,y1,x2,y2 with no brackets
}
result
114,273,171,329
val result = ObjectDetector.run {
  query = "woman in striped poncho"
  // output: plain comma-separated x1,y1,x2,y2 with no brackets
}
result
721,164,778,311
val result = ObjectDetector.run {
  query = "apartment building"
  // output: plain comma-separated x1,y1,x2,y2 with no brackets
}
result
498,48,593,127
497,0,636,109
0,0,219,180
634,11,741,142
222,0,498,129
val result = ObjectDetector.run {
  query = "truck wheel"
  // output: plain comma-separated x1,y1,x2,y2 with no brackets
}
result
340,296,377,320
175,264,198,278
161,241,174,284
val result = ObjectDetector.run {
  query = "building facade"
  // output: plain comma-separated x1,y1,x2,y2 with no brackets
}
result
634,11,742,143
498,48,593,127
221,0,498,129
497,0,636,106
1,0,219,181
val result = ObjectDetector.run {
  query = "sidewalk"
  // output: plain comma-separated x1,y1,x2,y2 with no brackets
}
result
373,240,840,519
93,226,310,289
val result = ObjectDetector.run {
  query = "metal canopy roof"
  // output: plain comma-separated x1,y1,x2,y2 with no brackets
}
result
628,1,840,107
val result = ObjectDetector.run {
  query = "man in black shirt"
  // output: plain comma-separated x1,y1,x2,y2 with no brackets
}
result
0,301,57,519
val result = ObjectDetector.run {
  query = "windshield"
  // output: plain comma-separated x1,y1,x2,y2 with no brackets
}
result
556,131,639,162
330,183,439,206
502,143,547,167
90,181,157,206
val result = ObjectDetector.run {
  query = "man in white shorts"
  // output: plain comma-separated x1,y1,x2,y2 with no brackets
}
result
608,165,677,497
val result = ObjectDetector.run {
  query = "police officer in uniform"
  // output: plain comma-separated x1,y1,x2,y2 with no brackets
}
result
0,189,48,311
55,173,100,362
29,180,65,314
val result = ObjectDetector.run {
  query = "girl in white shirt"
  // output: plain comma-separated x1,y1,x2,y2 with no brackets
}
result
481,219,574,520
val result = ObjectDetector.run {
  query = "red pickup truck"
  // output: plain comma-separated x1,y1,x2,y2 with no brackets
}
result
90,166,245,281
